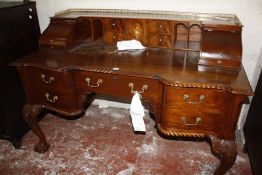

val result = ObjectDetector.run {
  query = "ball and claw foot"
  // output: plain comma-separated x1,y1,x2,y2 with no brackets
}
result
34,142,50,153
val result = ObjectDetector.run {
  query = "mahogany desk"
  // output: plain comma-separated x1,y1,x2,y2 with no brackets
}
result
12,9,253,175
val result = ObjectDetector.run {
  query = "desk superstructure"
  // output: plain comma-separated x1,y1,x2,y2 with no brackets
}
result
12,9,252,175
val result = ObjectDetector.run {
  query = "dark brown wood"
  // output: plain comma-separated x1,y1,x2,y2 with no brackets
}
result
23,104,49,153
39,9,243,68
208,135,237,175
0,1,40,148
12,9,253,174
200,30,242,67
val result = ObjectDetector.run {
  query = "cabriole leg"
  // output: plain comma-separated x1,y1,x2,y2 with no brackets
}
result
23,104,50,153
208,135,237,175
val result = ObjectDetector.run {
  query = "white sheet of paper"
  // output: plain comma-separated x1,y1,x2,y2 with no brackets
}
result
117,39,145,51
130,92,146,132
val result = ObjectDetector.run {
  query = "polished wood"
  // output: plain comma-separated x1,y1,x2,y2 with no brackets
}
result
12,9,252,174
0,1,40,148
38,9,243,68
208,135,237,175
23,104,49,153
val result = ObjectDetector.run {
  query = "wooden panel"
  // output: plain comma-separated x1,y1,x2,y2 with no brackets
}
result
74,71,159,102
17,67,78,111
125,19,147,45
30,89,78,111
147,20,173,34
200,30,242,67
39,18,77,49
103,18,125,31
103,18,125,44
148,34,173,48
103,31,124,44
161,106,227,138
164,86,231,108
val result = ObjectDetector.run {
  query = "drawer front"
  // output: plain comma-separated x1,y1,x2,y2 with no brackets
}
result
117,75,159,101
18,67,78,110
74,71,159,101
161,106,227,137
147,20,173,34
74,71,116,94
103,18,124,32
148,34,173,48
19,67,75,92
164,86,231,109
103,18,125,44
125,19,147,45
31,89,78,110
103,31,125,44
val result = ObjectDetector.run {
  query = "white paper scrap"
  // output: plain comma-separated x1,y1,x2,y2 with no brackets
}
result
130,92,146,132
117,39,145,51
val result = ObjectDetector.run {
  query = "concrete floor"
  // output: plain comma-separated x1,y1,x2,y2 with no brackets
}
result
0,104,252,175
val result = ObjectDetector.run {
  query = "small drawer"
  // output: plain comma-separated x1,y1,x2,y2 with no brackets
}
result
19,67,75,92
116,75,159,101
74,71,116,94
148,34,173,48
161,106,227,137
147,20,173,34
103,18,124,31
164,86,231,108
35,89,78,111
103,31,125,44
39,39,67,50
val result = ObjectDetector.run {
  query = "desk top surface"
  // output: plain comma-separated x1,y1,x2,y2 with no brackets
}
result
13,42,252,95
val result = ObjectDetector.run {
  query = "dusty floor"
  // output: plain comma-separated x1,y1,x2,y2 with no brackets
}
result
0,104,252,175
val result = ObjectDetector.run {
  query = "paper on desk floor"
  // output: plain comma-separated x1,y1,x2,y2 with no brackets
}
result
130,92,146,132
117,39,145,51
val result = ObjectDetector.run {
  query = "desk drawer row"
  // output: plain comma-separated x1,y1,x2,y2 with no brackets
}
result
18,67,234,138
18,67,159,110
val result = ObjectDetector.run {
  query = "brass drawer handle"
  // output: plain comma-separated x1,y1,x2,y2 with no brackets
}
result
128,82,148,94
45,93,58,103
85,77,103,88
183,94,205,104
41,74,54,84
181,117,201,126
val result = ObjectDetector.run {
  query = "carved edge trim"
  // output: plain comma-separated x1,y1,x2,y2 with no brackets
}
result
73,69,251,95
15,65,252,95
160,78,253,96
74,66,157,79
157,124,205,138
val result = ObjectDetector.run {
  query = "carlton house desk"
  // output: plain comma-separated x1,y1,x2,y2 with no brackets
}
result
11,9,253,175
